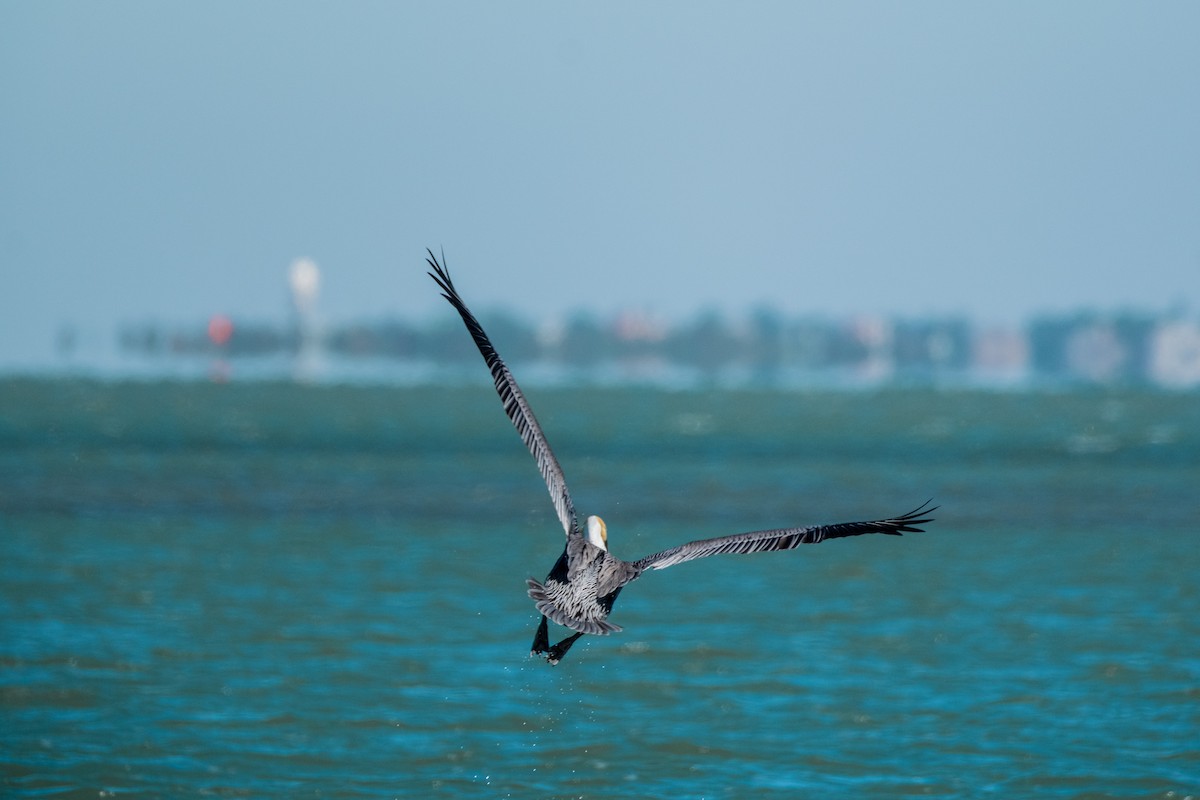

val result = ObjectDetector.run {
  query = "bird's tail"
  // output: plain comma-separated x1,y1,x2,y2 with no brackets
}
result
526,578,622,635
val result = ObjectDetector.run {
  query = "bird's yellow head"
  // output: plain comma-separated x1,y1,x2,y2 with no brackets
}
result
586,515,608,551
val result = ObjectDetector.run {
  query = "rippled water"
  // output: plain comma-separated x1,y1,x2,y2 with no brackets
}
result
2,378,1198,797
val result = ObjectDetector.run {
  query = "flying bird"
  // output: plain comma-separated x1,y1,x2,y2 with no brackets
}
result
426,249,935,665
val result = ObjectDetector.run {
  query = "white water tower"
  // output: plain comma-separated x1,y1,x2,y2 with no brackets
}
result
289,257,320,318
288,257,322,379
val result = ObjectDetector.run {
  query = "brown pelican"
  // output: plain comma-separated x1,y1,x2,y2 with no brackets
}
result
427,250,935,665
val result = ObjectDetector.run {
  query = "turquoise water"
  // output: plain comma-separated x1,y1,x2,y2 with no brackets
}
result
1,378,1198,798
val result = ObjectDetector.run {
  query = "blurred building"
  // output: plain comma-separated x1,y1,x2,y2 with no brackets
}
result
1148,319,1200,388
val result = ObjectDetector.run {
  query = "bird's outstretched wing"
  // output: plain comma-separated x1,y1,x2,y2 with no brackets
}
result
426,249,579,538
631,501,936,572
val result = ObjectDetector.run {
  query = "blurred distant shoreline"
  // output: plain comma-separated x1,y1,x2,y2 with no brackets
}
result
15,306,1191,390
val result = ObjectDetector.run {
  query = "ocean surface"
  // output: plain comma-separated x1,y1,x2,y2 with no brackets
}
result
1,377,1197,798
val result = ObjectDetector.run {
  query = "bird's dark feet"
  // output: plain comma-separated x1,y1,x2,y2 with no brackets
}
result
530,615,550,658
543,632,584,665
529,616,585,665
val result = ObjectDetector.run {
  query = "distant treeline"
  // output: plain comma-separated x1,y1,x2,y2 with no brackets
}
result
118,307,1200,388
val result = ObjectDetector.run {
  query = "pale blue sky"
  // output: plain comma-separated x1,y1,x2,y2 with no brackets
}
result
2,2,1198,367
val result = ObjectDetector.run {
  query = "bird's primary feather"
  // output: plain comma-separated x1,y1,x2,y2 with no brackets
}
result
426,249,580,540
